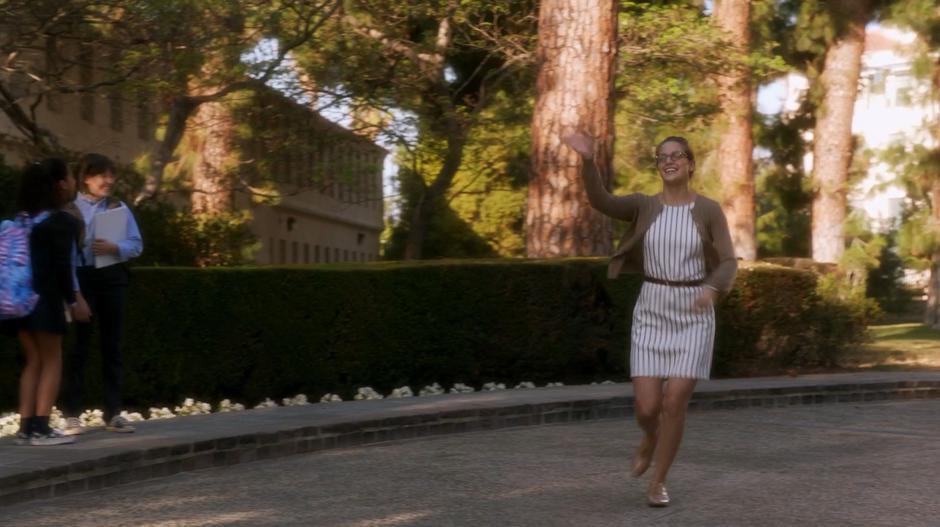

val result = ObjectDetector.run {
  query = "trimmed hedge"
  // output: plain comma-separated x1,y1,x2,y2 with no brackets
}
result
0,259,865,410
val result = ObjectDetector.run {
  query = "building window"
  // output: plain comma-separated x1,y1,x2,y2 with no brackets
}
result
79,45,94,123
343,249,349,262
324,247,331,263
314,245,320,263
269,238,275,264
334,248,340,262
303,243,310,264
291,241,298,263
279,239,287,264
109,92,124,131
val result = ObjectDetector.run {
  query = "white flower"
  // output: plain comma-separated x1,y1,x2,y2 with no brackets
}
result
514,382,536,390
282,394,310,406
49,406,66,430
0,412,21,437
148,407,176,420
218,399,246,412
119,411,145,422
449,383,475,394
353,386,383,401
353,387,384,400
387,386,414,398
419,383,444,396
254,398,279,409
174,398,212,416
80,409,106,427
482,382,506,391
545,382,565,387
319,393,343,403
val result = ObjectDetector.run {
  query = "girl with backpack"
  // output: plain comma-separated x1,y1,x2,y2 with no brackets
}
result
0,158,91,445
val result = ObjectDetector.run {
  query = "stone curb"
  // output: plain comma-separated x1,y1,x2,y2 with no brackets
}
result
0,376,938,507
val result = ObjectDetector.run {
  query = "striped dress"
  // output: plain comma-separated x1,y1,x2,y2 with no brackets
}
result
630,202,715,380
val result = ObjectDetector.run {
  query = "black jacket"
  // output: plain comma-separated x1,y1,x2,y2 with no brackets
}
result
29,210,80,305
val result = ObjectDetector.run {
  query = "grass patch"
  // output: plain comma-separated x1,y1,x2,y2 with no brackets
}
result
842,323,940,371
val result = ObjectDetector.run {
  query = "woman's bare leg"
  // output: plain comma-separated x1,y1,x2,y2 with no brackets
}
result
631,377,665,475
17,331,41,420
34,331,64,418
649,377,697,487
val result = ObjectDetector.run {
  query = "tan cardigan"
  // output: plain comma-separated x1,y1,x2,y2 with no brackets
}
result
581,161,738,294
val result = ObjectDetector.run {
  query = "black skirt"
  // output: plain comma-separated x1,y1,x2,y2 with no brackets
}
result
0,294,68,337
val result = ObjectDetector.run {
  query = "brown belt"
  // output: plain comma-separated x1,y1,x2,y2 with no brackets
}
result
643,276,704,287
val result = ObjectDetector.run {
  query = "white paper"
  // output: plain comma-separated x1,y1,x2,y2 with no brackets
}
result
92,206,128,269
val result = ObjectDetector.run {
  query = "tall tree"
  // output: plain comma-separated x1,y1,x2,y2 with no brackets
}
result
301,0,536,259
714,0,756,260
884,0,940,325
189,96,235,214
526,0,617,257
125,0,340,206
810,0,874,263
0,0,340,205
0,0,135,155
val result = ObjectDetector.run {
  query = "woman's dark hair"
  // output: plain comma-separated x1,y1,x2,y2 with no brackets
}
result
656,136,696,177
77,152,116,179
16,158,70,214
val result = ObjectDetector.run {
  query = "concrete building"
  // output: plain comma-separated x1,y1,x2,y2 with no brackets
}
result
236,88,386,264
0,38,385,265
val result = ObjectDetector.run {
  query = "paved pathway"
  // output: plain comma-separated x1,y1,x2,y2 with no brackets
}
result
3,398,938,526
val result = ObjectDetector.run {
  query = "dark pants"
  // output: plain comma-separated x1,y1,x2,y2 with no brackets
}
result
63,264,129,421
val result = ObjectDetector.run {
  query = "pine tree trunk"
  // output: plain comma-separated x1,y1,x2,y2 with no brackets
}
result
811,0,871,263
190,98,235,214
526,0,617,257
714,0,755,260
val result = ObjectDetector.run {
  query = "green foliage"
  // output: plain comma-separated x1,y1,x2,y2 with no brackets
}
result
0,260,869,409
881,142,940,270
897,208,934,270
753,106,812,258
867,232,915,314
715,262,868,374
613,1,748,211
133,202,258,267
385,92,530,258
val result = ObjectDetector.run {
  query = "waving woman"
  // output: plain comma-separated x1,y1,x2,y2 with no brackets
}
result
563,132,737,507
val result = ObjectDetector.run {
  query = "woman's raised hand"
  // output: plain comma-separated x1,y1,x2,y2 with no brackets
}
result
562,132,595,159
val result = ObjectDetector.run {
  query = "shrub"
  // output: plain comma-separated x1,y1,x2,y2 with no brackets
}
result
0,260,865,409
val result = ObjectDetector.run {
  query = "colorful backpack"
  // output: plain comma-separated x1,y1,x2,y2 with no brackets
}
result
0,211,50,320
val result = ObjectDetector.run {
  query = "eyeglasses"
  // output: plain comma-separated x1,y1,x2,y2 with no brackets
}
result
655,151,688,164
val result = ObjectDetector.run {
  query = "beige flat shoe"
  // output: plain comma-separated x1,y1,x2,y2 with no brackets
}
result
647,482,670,507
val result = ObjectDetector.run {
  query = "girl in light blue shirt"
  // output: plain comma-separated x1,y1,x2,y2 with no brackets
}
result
62,153,143,435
